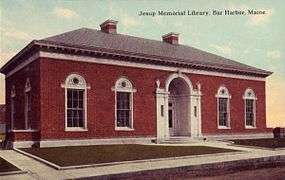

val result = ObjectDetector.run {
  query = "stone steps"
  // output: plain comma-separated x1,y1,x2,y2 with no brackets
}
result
160,136,204,144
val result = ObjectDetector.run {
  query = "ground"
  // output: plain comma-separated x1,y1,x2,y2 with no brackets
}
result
0,157,20,173
195,166,285,180
21,144,237,167
104,167,285,180
231,138,285,148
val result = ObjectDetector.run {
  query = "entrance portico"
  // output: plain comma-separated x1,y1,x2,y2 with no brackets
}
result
156,72,202,142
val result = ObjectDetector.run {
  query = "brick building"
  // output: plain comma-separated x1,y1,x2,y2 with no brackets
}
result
0,20,272,147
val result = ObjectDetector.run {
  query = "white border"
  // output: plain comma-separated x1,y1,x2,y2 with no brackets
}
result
9,129,39,132
9,137,155,148
204,133,273,140
40,137,154,147
6,51,266,82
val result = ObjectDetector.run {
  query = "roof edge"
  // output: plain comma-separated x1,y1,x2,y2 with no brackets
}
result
37,39,273,77
0,39,273,78
0,41,37,74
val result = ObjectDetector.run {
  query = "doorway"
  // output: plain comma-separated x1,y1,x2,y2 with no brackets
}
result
168,77,191,136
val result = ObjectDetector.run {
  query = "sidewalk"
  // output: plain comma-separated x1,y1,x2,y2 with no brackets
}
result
0,141,284,180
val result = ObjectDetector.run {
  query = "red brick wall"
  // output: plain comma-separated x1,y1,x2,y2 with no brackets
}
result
189,74,269,135
6,131,40,141
5,60,41,131
39,57,171,140
5,56,270,142
39,57,269,140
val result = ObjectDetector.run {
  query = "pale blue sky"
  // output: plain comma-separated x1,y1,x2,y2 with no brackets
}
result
0,0,284,126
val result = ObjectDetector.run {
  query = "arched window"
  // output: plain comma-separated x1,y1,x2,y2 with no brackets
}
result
243,88,257,128
113,77,136,130
24,78,31,129
10,85,16,130
63,74,87,131
216,86,231,128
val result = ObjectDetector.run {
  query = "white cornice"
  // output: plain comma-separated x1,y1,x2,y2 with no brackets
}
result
6,51,266,81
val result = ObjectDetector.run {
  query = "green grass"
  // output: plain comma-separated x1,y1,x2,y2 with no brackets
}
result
0,157,20,173
21,144,237,167
231,138,285,149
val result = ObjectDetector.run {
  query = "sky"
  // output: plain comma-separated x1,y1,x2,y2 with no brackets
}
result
0,0,284,127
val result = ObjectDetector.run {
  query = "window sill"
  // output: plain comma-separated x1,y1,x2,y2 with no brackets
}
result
65,128,88,132
9,129,39,132
115,127,134,131
218,126,231,130
245,126,256,129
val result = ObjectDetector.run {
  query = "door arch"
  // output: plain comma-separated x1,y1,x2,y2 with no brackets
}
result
165,73,193,137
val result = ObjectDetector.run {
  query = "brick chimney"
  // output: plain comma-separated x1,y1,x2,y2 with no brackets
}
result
162,32,179,45
100,19,118,34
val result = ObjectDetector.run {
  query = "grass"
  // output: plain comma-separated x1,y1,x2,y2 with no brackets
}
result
0,157,20,173
21,144,237,167
231,138,285,149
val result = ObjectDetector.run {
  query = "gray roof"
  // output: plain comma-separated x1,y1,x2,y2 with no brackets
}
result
40,28,271,76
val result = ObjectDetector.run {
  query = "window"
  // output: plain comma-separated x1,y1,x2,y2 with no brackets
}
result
216,86,231,128
113,77,136,130
218,98,228,126
63,74,87,131
24,78,32,129
10,85,16,130
117,92,131,127
243,88,257,128
67,89,84,127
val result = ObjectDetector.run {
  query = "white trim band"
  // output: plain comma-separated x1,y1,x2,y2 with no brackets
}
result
6,51,266,81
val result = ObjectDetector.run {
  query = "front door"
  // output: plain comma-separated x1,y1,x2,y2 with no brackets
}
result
168,101,175,136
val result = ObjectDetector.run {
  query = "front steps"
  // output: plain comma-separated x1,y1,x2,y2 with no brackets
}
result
160,136,205,144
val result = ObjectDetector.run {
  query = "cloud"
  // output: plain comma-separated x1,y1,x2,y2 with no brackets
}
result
1,27,32,40
0,51,17,66
121,15,142,30
210,44,232,56
107,2,142,30
248,9,273,26
153,16,163,25
0,75,5,104
53,7,79,19
266,75,285,127
267,50,281,60
226,2,273,26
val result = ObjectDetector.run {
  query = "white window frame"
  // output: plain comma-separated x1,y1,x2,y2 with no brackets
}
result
24,78,32,130
112,77,136,131
62,74,88,132
243,88,257,129
216,86,231,129
10,85,16,130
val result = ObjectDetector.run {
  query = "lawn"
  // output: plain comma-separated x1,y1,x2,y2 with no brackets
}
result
0,157,20,173
21,144,237,167
231,138,285,149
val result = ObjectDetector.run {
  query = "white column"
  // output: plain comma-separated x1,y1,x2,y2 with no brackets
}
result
190,90,202,137
155,79,169,142
190,94,197,137
197,93,202,137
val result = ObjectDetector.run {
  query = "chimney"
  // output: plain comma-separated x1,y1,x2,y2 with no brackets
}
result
162,32,179,45
100,19,118,34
